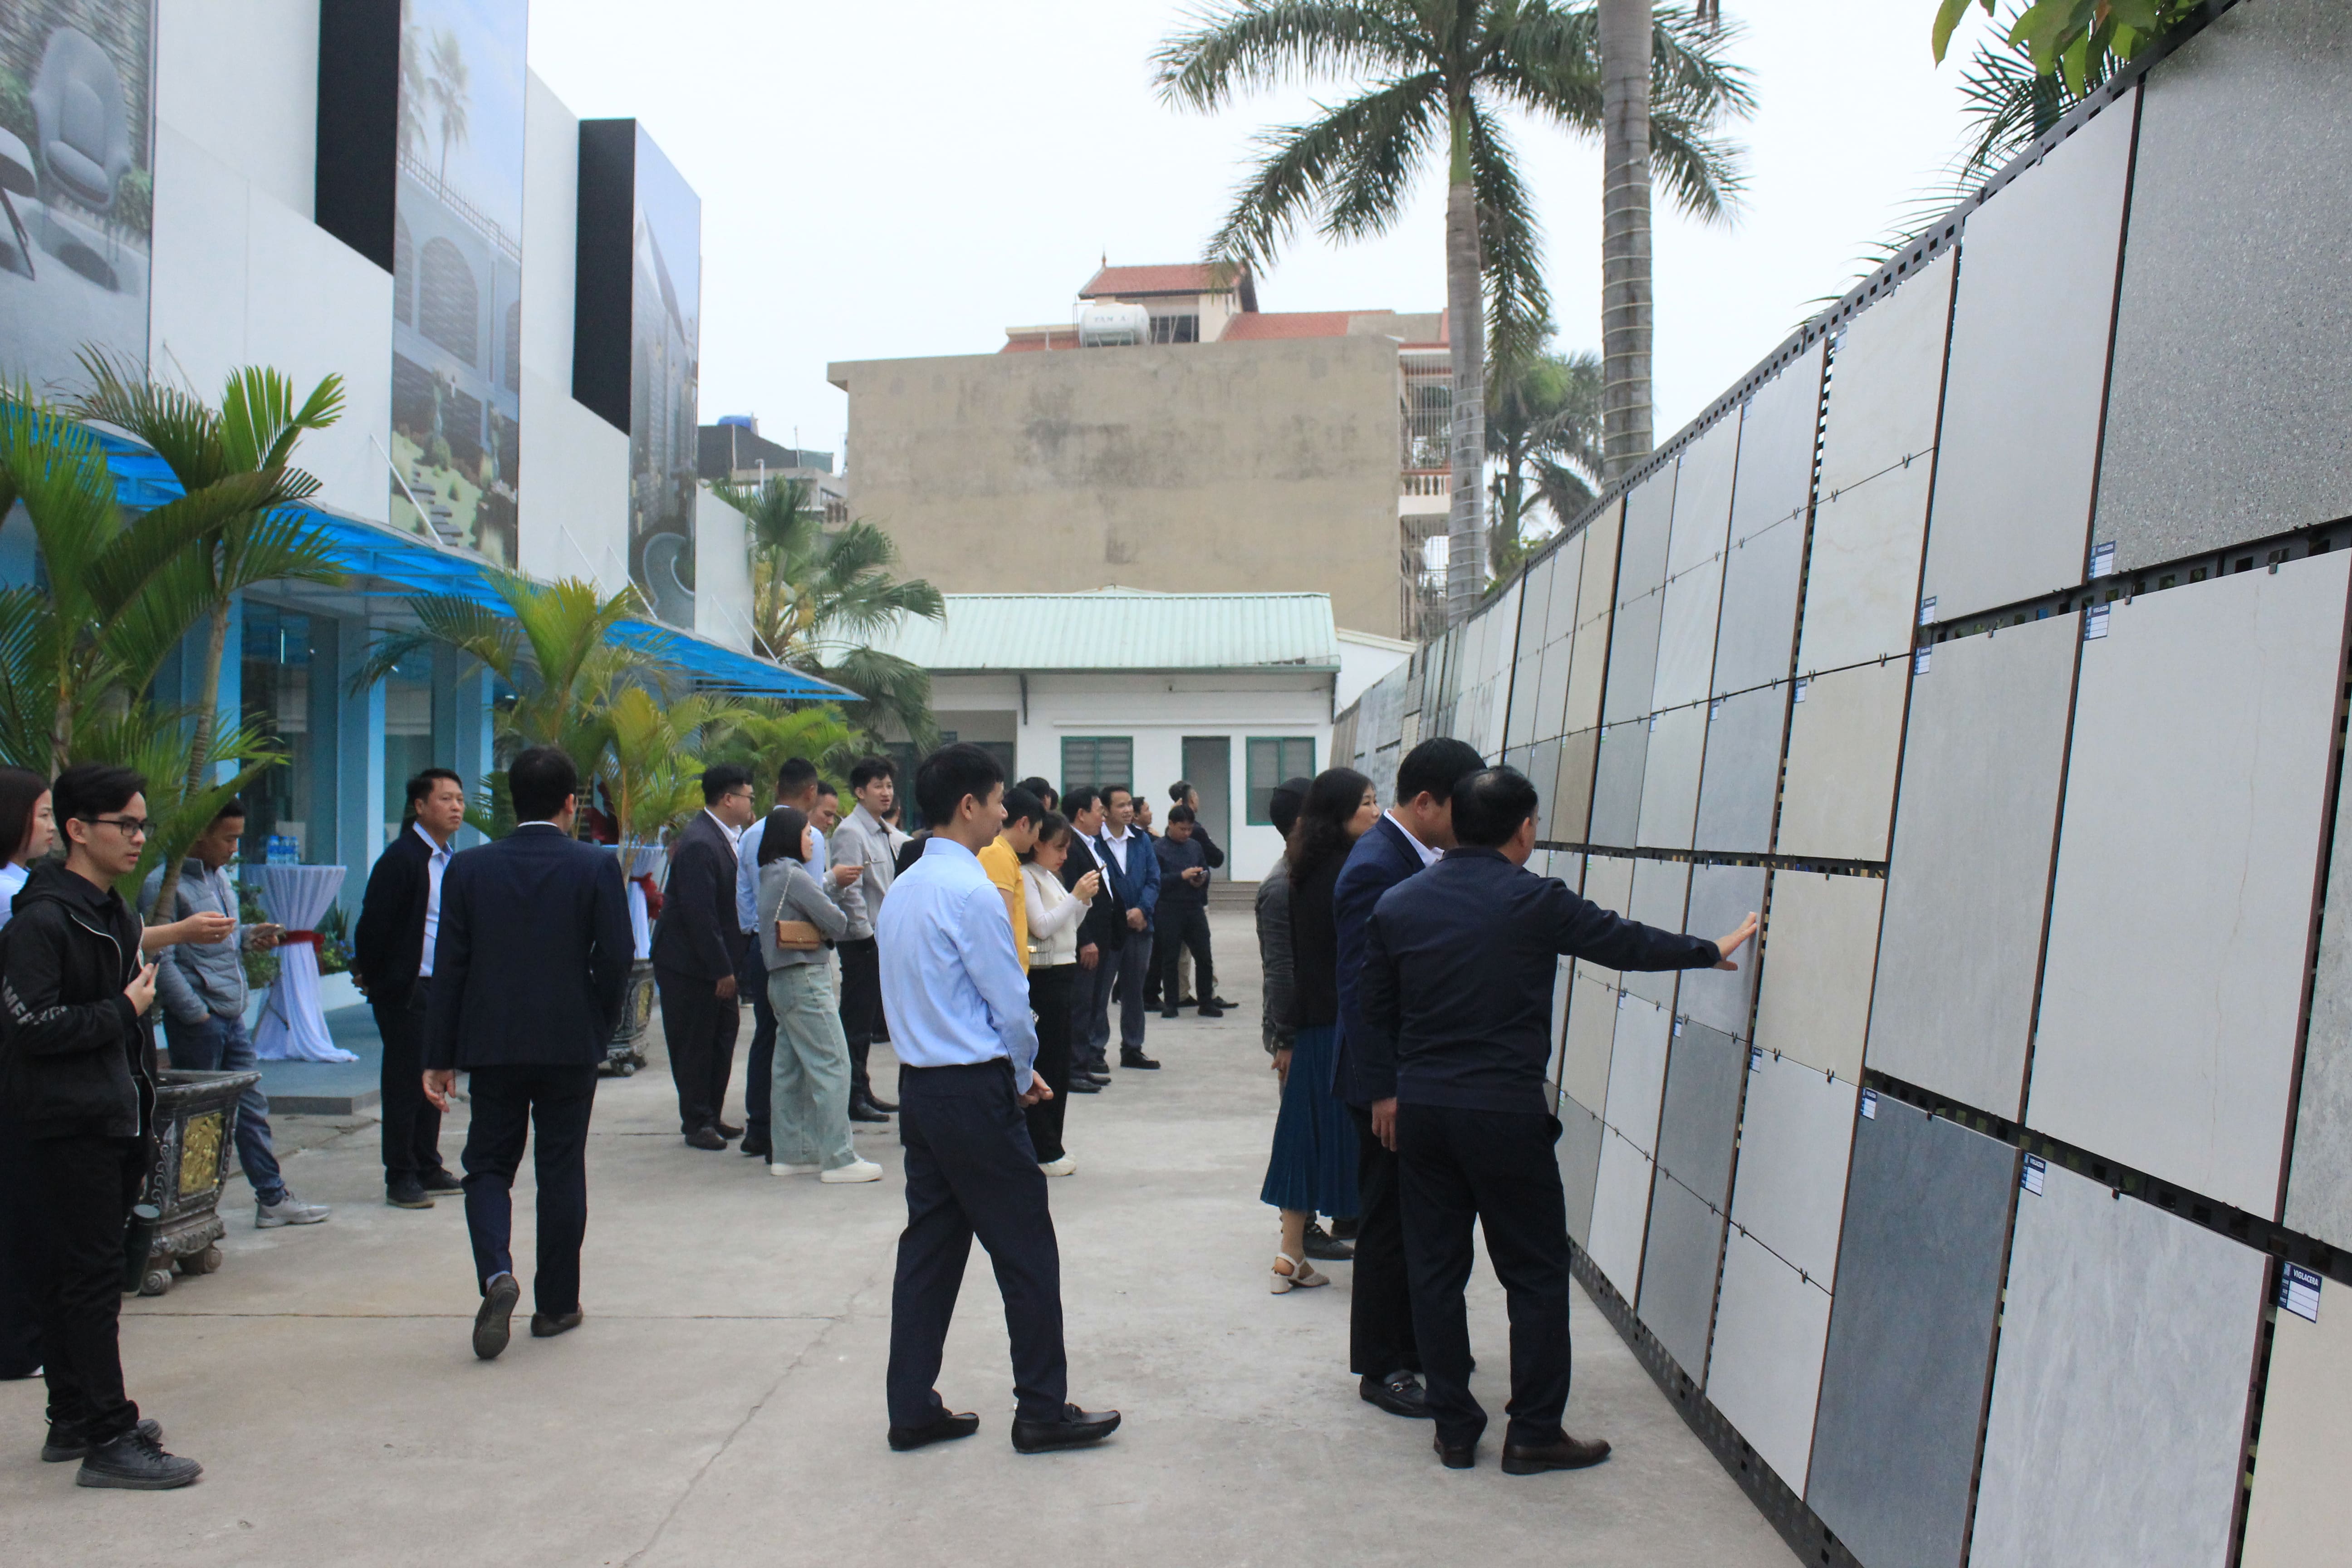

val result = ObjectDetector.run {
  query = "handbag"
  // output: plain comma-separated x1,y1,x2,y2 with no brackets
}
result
774,918,825,952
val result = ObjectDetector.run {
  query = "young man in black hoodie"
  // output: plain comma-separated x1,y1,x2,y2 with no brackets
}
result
0,763,202,1488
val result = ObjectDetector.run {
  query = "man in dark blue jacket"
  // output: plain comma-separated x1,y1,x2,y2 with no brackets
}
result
1362,767,1756,1474
1090,785,1161,1071
423,748,634,1361
1331,737,1485,1419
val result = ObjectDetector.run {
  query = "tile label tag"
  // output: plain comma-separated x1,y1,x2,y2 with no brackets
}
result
1918,596,1937,626
2084,605,2110,641
2090,541,2116,578
1860,1089,1878,1119
1793,678,1809,703
2022,1154,2047,1195
2282,1264,2323,1323
1749,1045,1763,1072
1913,647,1931,676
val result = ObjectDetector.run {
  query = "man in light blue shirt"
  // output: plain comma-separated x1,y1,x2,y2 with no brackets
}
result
878,744,1120,1459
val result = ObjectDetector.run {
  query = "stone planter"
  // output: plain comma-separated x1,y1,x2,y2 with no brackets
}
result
137,1068,261,1296
603,956,656,1076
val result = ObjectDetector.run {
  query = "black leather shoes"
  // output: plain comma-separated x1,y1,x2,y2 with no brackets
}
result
740,1136,772,1158
849,1098,892,1123
685,1127,728,1150
1360,1369,1431,1419
419,1166,465,1195
1078,1068,1112,1085
1196,1003,1225,1018
1065,1075,1102,1093
1159,1008,1181,1019
1120,1051,1161,1070
1011,1404,1122,1454
531,1309,585,1338
386,1177,434,1210
1303,1222,1353,1261
714,1121,744,1140
473,1273,521,1360
1500,1434,1612,1474
1434,1431,1477,1469
887,1410,981,1452
864,1091,900,1113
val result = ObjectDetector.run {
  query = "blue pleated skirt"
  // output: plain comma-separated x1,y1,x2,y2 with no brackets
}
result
1260,1023,1361,1218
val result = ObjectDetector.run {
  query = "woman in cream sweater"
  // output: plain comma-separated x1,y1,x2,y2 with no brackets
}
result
1019,811,1099,1177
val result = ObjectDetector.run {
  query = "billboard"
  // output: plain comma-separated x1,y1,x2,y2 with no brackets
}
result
388,0,526,567
0,0,155,391
627,128,700,627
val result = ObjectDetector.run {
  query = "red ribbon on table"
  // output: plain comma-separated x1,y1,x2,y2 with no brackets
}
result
630,874,664,920
280,930,324,950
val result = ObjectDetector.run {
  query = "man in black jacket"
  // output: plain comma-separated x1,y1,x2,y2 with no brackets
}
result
0,763,201,1489
1151,807,1220,1019
1057,788,1113,1090
422,748,632,1360
1362,768,1756,1475
353,767,468,1209
652,764,758,1149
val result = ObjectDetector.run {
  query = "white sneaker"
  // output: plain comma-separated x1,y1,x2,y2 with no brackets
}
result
255,1195,330,1228
769,1162,821,1177
1039,1156,1077,1177
819,1159,884,1184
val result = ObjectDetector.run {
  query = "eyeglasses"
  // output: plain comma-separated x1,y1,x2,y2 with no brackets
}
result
84,815,152,838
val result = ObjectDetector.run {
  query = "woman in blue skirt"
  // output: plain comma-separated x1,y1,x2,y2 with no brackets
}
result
1261,768,1379,1292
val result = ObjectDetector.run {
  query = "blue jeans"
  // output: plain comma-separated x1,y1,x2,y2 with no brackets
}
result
162,1013,284,1204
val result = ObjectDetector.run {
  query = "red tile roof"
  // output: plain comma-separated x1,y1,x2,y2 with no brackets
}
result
1080,263,1237,299
1219,310,1359,341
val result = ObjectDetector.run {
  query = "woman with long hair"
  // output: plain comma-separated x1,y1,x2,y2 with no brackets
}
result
755,805,878,1184
1260,767,1379,1292
1020,811,1100,1176
0,766,54,927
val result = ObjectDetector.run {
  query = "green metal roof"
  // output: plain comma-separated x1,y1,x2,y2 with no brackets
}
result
866,589,1340,673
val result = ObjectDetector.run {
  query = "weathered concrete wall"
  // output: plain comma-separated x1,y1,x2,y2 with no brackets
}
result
829,336,1403,637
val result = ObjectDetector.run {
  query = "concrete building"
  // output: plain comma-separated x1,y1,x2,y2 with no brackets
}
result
828,263,1456,642
866,589,1411,881
698,416,848,523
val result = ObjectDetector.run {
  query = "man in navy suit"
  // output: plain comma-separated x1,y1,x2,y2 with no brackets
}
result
1089,785,1161,1072
1332,737,1486,1419
422,748,634,1361
652,764,760,1149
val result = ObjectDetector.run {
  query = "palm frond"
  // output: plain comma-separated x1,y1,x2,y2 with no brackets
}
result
1207,74,1445,270
69,348,227,492
1152,0,1432,111
219,366,345,476
1466,103,1550,369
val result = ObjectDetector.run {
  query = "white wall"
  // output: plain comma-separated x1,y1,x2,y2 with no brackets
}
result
694,485,756,651
1336,629,1414,713
155,0,317,220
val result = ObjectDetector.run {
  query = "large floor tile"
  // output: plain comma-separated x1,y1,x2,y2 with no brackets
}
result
1655,1020,1744,1201
1585,1130,1657,1299
1602,991,1674,1154
1622,859,1693,1009
1774,659,1910,864
1653,556,1725,712
1668,412,1740,580
2032,555,2350,1216
1680,865,1768,1041
1726,1050,1857,1287
1705,1230,1833,1496
1816,248,1955,496
1751,870,1883,1083
2241,1270,2352,1566
1795,459,1935,675
1637,1172,1729,1383
1869,612,2076,1117
1579,855,1638,970
1692,682,1788,857
1526,735,1564,836
1618,466,1678,608
1560,1092,1607,1251
1530,636,1571,744
1806,1097,2015,1568
2291,730,2352,1251
1602,591,1665,728
1561,965,1621,1114
1714,348,1824,697
1970,1160,2264,1568
1548,728,1599,845
1565,614,1611,742
1589,721,1649,848
1634,706,1706,852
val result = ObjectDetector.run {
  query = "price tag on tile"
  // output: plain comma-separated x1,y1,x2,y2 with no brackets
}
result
2089,541,2116,578
1860,1089,1877,1119
2281,1264,2323,1323
2021,1153,2047,1195
1710,698,1725,720
1917,596,1937,626
1793,678,1809,703
2084,605,2110,641
1672,1018,1684,1036
1913,647,1931,676
1749,1045,1763,1072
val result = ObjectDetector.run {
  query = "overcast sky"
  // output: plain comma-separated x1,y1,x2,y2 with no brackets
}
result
529,1,2008,467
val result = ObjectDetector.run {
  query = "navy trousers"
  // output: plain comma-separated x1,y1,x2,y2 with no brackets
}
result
886,1061,1067,1430
460,1065,597,1318
741,946,777,1140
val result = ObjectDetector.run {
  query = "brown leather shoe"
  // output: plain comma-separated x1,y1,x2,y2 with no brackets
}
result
530,1309,585,1338
1500,1434,1612,1474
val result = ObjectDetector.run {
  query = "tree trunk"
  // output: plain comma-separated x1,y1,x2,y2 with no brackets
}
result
1493,441,1526,577
1443,108,1486,627
152,598,229,918
1599,0,1656,478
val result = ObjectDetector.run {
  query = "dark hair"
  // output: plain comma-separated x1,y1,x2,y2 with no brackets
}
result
508,748,578,822
1170,780,1193,803
1016,776,1058,812
1021,809,1070,863
814,780,839,799
1268,775,1312,841
701,763,754,806
1287,767,1372,885
1166,804,1195,825
0,766,49,863
757,805,811,867
849,755,897,791
53,762,144,829
1396,738,1487,808
211,796,248,823
406,767,462,811
1001,785,1043,831
1451,767,1540,848
914,743,1004,828
1063,784,1102,818
1102,783,1134,807
776,757,820,798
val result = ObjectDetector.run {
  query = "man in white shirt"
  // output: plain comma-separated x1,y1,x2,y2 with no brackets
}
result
1088,786,1161,1071
356,768,470,1210
880,743,1120,1457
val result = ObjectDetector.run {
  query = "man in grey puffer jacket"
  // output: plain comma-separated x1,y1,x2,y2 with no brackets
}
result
140,800,328,1230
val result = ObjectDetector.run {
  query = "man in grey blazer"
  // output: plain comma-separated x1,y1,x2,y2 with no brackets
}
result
830,755,902,1122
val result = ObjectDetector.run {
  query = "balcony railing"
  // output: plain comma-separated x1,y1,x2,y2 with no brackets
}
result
1401,470,1451,498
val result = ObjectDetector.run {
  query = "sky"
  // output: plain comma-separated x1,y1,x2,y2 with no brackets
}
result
527,0,2011,468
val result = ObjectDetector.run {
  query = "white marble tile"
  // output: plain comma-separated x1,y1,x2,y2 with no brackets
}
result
1601,591,1664,728
1652,555,1726,711
1774,659,1910,864
1816,248,1956,495
1705,1229,1833,1492
1726,1050,1857,1287
1561,965,1620,1113
1795,458,1936,674
1668,414,1740,579
1622,859,1694,1008
1618,467,1678,608
1585,1130,1656,1299
1634,708,1706,853
1752,870,1883,1082
1602,991,1674,1154
1715,348,1823,698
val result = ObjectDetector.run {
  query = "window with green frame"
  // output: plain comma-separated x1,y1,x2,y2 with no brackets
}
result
1060,736,1134,800
1245,737,1316,823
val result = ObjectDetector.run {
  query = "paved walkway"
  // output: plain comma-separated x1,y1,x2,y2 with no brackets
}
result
0,911,1793,1566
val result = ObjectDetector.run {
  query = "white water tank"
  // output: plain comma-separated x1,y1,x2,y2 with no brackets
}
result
1077,301,1150,348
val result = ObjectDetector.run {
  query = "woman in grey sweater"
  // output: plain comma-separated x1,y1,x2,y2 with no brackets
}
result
755,807,878,1184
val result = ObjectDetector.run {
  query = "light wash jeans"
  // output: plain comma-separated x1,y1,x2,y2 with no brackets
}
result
161,1012,285,1203
768,965,857,1171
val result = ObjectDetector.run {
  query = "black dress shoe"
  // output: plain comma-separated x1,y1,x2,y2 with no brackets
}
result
849,1098,892,1123
473,1273,521,1360
1360,1369,1431,1419
740,1136,772,1158
1434,1431,1477,1469
1010,1403,1122,1454
887,1410,981,1451
1121,1051,1161,1070
685,1127,728,1150
864,1091,899,1113
1065,1075,1102,1093
419,1166,465,1196
1078,1068,1112,1085
530,1309,585,1338
1330,1216,1361,1242
1205,995,1236,1009
386,1177,435,1210
1303,1222,1354,1262
1501,1434,1612,1474
1159,1008,1181,1019
714,1121,745,1139
1196,1003,1225,1019
1176,995,1198,1008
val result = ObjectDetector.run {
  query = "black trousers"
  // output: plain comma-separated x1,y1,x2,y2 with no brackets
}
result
837,936,882,1101
1397,1102,1572,1450
374,989,444,1181
1026,965,1075,1163
1348,1102,1420,1379
29,1133,143,1444
0,1120,49,1380
1152,904,1213,1012
886,1061,1067,1430
741,946,776,1139
461,1065,597,1318
657,967,740,1135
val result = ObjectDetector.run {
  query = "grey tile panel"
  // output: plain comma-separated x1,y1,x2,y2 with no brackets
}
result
1561,965,1619,1112
1652,555,1726,712
2290,708,2352,1251
1969,1159,2264,1568
1601,590,1664,728
2032,556,2350,1217
1816,247,1956,497
1715,348,1824,697
1726,1049,1858,1287
1543,528,1584,647
1637,1172,1730,1383
1622,859,1692,1009
1867,612,2078,1119
1751,870,1884,1083
1805,1097,2016,1568
1774,659,1911,864
1531,633,1570,742
1527,736,1564,839
1618,467,1678,608
1924,93,2135,622
1574,498,1625,628
1564,614,1610,740
1504,650,1539,750
1795,458,1935,674
1656,1019,1744,1201
1714,512,1808,702
1705,1230,1834,1496
1667,414,1741,580
2096,0,2352,572
1603,990,1674,1155
1560,1093,1607,1250
1549,729,1598,847
1633,706,1706,853
1693,683,1788,857
1585,1131,1656,1298
1681,864,1769,1040
1588,721,1649,849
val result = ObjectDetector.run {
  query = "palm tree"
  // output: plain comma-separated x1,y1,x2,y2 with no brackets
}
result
713,477,946,752
1931,0,2197,184
1487,344,1604,574
1154,1,1750,622
427,28,470,188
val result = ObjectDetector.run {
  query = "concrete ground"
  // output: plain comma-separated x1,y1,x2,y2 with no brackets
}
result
0,909,1794,1567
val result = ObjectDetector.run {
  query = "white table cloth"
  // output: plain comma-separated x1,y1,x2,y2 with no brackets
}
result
251,864,353,1062
626,845,662,960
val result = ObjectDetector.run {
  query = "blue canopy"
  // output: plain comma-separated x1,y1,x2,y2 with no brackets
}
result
92,431,851,700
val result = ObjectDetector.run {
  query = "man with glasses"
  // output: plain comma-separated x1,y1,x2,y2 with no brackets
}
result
653,765,759,1150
